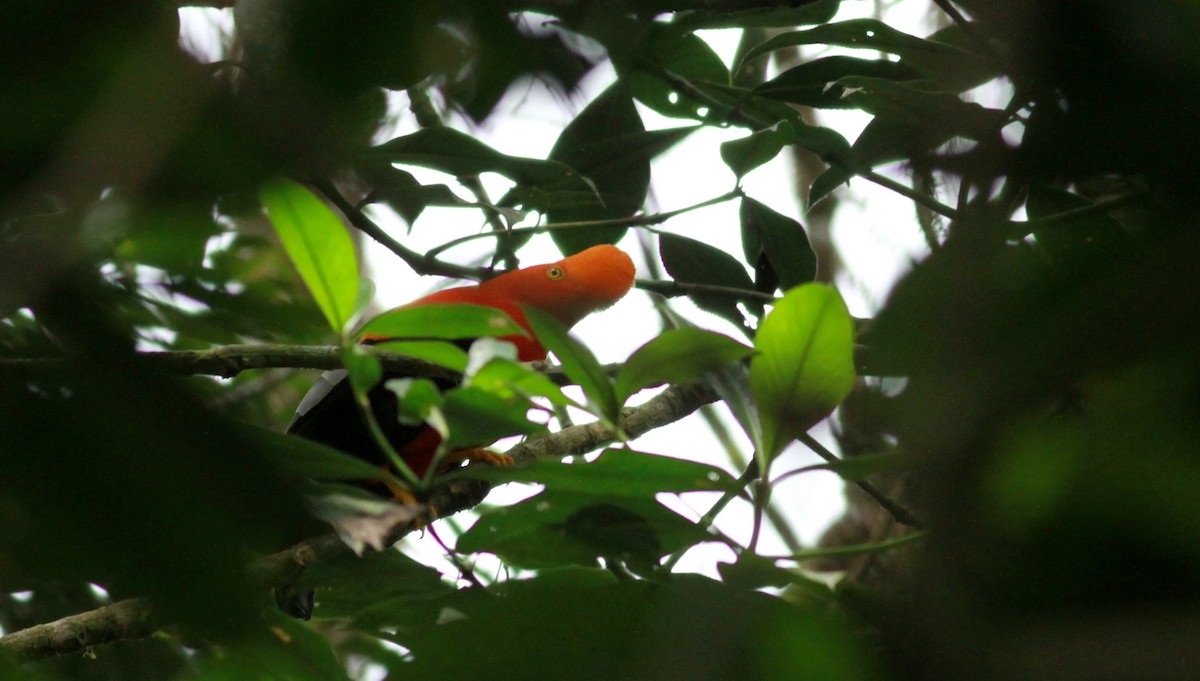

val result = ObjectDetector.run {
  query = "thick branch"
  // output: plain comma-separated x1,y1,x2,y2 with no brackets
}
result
0,382,717,663
508,379,720,463
0,339,888,380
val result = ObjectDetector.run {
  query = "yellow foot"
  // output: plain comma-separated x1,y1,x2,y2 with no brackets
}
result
380,475,436,526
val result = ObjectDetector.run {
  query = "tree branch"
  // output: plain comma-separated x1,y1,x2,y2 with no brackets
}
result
0,337,889,381
0,380,721,663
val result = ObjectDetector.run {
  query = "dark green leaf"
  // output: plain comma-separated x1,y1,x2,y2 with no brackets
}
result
358,303,527,342
457,491,715,570
659,232,759,334
624,28,732,122
365,574,877,681
720,123,793,179
675,0,841,29
370,126,576,185
741,197,818,289
359,164,523,226
343,344,383,394
755,57,922,108
461,448,739,496
545,85,693,253
308,548,452,619
260,177,360,334
523,305,619,423
740,19,997,91
237,422,399,483
808,165,853,209
751,284,856,460
615,328,753,403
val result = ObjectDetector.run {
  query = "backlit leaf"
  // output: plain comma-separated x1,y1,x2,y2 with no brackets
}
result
751,284,856,460
260,178,360,334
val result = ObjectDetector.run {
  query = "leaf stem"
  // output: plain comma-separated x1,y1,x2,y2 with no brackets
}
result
797,433,924,529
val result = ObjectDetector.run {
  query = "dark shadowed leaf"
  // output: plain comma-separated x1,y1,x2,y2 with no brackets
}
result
659,232,760,334
624,27,732,122
546,84,693,253
741,197,817,290
741,19,997,91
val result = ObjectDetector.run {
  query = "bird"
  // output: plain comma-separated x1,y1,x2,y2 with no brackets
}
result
279,244,635,618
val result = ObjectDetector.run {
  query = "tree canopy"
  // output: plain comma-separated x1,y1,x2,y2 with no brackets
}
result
3,1,1200,680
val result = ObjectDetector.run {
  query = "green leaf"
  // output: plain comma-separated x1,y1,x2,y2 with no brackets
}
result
441,386,548,450
755,56,922,108
370,126,575,186
467,356,571,406
259,177,360,334
373,339,470,373
751,284,856,460
741,197,818,289
659,232,760,334
343,344,383,394
718,118,847,178
522,305,619,424
461,447,739,496
357,303,527,342
385,377,445,427
615,328,753,403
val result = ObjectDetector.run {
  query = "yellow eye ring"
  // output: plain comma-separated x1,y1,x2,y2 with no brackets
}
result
546,266,565,280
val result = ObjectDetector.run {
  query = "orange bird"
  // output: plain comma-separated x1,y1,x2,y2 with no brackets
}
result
280,245,633,618
288,244,635,494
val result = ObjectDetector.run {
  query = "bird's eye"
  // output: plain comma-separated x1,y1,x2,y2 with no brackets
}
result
546,266,564,280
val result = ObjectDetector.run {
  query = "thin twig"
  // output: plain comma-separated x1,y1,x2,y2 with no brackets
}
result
797,433,924,528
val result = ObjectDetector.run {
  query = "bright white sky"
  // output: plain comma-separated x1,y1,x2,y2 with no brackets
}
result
180,1,939,580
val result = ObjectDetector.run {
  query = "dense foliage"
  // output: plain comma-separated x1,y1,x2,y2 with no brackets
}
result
3,1,1199,679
